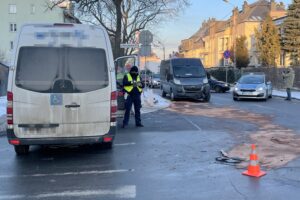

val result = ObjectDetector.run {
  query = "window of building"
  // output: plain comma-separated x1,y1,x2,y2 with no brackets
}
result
30,4,36,14
9,4,17,14
9,23,17,32
10,41,14,50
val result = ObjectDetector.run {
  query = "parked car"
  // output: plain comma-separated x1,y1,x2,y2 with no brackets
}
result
7,23,117,155
160,58,210,102
233,73,272,101
208,75,230,93
149,73,161,88
140,73,150,86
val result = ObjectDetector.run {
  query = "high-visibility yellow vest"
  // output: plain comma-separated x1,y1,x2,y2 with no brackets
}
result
124,73,143,93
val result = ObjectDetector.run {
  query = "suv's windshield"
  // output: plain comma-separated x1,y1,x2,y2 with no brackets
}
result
239,75,265,84
15,47,109,93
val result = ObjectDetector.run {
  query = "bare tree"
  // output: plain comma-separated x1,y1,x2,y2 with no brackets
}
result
49,0,189,58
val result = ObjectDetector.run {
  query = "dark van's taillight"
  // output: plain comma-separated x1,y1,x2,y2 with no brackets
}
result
110,91,118,125
7,92,13,128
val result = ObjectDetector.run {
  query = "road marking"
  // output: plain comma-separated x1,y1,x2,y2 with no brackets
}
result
0,169,134,179
0,185,136,199
182,116,202,131
114,142,136,146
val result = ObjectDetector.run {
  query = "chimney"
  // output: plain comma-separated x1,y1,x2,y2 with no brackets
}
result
270,0,276,11
243,1,249,12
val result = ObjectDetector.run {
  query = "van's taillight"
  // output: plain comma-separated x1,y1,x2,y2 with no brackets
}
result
110,91,118,123
7,92,13,127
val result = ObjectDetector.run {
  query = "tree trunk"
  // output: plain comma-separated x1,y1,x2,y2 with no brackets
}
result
114,0,124,59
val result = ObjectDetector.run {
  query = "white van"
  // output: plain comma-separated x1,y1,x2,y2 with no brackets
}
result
7,23,117,155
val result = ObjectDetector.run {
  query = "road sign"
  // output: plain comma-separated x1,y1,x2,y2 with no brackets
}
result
139,30,153,45
140,45,151,56
120,43,139,49
223,50,231,59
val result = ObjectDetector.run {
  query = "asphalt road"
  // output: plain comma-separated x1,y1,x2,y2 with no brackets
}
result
0,91,299,200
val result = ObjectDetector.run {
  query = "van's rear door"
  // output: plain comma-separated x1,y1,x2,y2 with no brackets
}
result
61,48,110,137
13,47,64,138
13,47,110,138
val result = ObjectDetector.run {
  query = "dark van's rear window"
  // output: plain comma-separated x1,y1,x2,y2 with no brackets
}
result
15,47,109,93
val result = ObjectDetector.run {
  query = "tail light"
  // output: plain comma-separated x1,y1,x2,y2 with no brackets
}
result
110,91,118,124
7,92,13,128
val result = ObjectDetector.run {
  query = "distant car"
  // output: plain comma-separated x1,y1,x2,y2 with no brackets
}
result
233,73,272,101
140,73,150,85
149,73,160,88
208,75,230,93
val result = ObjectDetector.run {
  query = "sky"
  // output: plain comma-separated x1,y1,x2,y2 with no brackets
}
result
152,0,291,59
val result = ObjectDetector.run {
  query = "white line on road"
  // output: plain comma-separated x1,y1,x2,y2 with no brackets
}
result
182,116,202,131
0,185,136,199
0,169,134,179
114,142,136,146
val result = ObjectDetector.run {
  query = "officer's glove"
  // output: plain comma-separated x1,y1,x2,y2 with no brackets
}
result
133,81,138,87
137,82,143,88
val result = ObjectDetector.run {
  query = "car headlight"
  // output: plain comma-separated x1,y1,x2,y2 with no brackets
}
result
203,78,208,84
234,87,239,91
224,83,228,87
257,87,265,91
173,78,181,85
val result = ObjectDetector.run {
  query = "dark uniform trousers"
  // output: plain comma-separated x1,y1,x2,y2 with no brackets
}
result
123,93,142,126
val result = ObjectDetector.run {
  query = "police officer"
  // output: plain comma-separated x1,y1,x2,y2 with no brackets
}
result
122,66,144,128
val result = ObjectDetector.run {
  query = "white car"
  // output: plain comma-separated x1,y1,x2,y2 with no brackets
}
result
7,23,117,154
233,73,272,101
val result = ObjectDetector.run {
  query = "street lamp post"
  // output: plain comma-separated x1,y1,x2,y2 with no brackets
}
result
223,0,237,69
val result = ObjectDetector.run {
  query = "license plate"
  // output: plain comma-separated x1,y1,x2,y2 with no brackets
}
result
243,92,253,95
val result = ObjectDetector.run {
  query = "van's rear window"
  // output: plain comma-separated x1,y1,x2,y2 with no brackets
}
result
15,47,109,93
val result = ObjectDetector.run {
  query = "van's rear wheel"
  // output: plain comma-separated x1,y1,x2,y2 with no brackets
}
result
103,142,113,149
14,145,29,155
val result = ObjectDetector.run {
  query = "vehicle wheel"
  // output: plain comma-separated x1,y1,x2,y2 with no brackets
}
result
269,94,272,98
170,90,177,101
162,90,167,97
14,145,29,155
215,86,222,93
103,142,113,149
233,97,239,101
203,92,211,102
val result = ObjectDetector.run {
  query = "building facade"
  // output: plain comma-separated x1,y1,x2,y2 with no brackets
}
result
0,0,77,63
179,0,286,68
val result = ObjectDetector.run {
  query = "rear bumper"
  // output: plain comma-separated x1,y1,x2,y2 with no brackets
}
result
6,126,116,145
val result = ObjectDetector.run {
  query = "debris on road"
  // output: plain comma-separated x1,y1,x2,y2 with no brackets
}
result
167,102,300,169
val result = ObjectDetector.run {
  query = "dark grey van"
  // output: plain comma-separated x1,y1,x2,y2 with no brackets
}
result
160,58,210,102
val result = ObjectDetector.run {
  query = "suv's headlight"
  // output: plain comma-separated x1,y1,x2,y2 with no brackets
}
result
173,78,181,85
203,78,208,84
234,86,239,91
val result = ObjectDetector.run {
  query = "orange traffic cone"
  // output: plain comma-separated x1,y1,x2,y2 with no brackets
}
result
242,144,266,178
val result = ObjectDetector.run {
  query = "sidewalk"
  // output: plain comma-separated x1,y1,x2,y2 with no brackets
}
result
272,89,300,100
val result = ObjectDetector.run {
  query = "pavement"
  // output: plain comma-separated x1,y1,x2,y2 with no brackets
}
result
0,91,299,199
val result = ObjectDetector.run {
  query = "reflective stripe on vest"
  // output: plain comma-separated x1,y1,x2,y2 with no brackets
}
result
124,74,143,93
